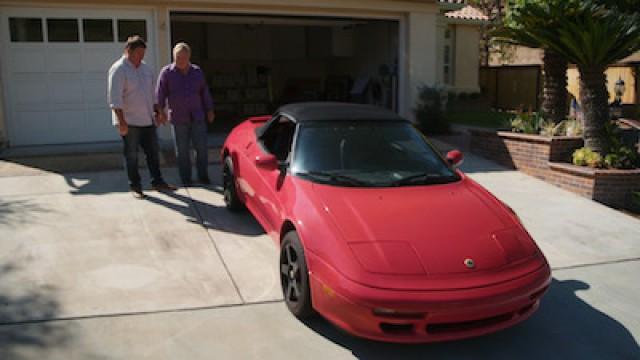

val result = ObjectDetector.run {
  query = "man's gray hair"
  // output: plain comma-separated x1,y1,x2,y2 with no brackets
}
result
172,42,191,58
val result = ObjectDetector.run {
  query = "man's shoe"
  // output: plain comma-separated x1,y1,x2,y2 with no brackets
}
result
130,187,145,199
152,183,177,192
199,177,211,185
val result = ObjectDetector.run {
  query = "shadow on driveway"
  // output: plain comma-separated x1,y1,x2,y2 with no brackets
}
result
40,165,265,237
301,278,640,359
145,189,265,237
0,199,46,227
0,263,73,360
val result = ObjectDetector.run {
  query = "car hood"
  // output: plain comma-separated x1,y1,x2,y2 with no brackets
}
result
311,178,540,283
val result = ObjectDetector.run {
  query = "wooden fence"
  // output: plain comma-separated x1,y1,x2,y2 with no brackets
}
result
480,66,542,111
480,64,638,112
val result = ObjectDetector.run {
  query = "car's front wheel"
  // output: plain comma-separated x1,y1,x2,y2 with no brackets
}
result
223,156,243,211
280,231,315,319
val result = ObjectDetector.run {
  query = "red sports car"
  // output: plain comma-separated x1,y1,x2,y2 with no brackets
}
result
221,102,551,343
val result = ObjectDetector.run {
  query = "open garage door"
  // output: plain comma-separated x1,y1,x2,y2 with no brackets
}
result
170,12,400,133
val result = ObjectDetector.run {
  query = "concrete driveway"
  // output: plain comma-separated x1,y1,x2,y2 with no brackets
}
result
0,147,639,359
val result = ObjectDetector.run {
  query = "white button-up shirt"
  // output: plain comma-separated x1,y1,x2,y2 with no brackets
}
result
107,56,156,127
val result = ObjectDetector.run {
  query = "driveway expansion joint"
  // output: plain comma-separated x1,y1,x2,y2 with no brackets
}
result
184,186,247,304
551,257,640,271
0,299,284,327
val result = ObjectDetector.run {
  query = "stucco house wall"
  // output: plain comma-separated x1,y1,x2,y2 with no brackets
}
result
0,0,484,147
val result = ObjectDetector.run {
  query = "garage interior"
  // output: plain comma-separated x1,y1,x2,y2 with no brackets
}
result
170,13,400,133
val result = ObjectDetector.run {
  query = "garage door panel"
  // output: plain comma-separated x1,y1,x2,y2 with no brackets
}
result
84,76,109,106
49,73,84,105
9,48,46,73
47,48,83,73
86,109,119,142
10,111,51,146
84,49,123,72
49,110,87,142
12,74,49,108
49,103,86,112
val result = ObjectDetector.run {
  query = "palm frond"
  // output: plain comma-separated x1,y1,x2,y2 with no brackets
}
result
499,0,640,67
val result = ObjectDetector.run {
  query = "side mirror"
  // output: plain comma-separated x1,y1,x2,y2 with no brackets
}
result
255,153,279,171
446,150,464,168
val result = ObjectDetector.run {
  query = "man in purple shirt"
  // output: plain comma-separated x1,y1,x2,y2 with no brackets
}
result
156,42,214,186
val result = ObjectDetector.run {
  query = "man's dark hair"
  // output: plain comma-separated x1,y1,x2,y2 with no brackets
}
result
125,35,147,51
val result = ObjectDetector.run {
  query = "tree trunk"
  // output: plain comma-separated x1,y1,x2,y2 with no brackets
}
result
578,66,610,155
541,50,568,123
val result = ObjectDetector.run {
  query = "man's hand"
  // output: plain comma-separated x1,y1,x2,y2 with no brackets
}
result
113,108,128,136
118,121,129,136
207,110,215,124
156,111,168,126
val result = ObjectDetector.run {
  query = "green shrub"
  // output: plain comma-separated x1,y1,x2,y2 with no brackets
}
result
535,117,584,137
604,146,639,169
573,147,603,168
603,120,640,169
539,119,565,137
564,118,583,137
510,110,543,134
414,86,450,134
447,91,457,103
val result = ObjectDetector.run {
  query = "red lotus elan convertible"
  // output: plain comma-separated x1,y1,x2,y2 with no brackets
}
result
221,102,551,343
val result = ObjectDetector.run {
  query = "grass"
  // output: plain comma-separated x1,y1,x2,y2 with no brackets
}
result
447,110,514,129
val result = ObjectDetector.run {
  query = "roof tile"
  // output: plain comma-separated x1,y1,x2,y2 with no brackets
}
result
444,5,489,21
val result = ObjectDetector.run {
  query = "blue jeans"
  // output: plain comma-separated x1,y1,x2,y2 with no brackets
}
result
173,120,209,183
122,125,165,188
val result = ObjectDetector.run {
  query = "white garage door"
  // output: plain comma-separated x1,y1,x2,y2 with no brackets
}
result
1,8,156,146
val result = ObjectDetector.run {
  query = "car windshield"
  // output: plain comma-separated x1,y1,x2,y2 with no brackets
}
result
291,121,460,187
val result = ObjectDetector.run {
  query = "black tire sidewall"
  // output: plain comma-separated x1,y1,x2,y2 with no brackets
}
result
223,156,243,211
281,231,314,318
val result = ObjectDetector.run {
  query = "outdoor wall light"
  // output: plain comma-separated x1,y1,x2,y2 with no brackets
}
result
614,77,626,104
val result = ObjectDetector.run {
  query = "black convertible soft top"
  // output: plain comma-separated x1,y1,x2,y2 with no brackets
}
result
275,102,406,123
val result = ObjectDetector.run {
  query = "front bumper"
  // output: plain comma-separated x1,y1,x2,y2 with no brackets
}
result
307,252,551,343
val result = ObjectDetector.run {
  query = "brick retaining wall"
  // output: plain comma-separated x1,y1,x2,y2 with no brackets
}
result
469,129,584,178
469,129,639,210
549,163,640,209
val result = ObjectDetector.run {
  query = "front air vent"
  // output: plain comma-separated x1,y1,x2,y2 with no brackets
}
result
426,313,514,334
379,323,415,335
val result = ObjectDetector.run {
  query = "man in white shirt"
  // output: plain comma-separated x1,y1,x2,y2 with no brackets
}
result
108,36,176,199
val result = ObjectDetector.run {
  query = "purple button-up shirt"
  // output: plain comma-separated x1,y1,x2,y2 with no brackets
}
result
155,63,214,124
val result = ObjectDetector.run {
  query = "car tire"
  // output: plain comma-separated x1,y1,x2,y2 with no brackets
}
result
223,156,244,212
280,231,315,319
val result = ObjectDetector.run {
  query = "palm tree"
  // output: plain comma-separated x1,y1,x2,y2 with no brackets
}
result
495,0,573,124
519,1,640,154
498,1,640,154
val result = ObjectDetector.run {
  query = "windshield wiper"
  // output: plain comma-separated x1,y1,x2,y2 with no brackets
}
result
390,173,453,186
299,171,369,186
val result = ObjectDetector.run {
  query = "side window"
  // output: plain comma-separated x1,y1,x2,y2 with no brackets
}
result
261,116,296,161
